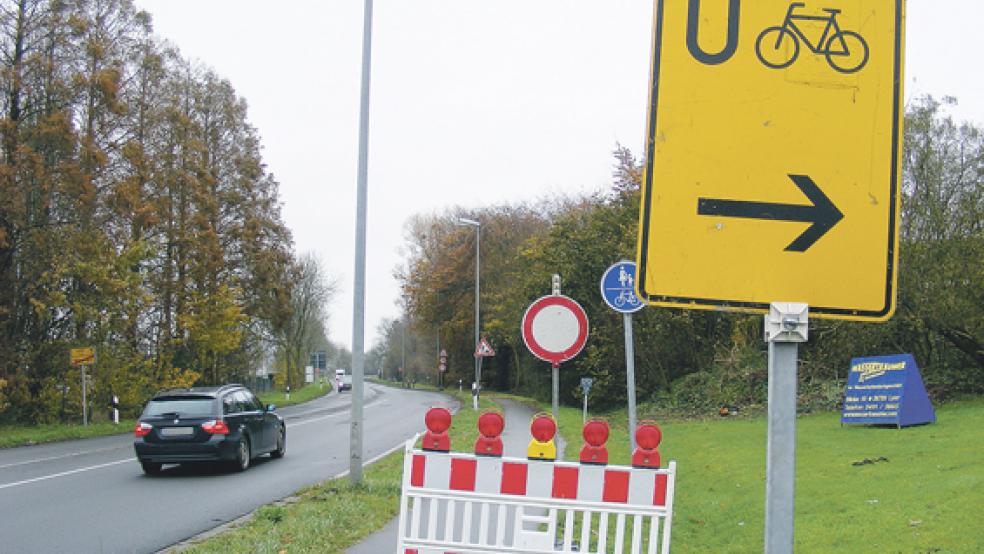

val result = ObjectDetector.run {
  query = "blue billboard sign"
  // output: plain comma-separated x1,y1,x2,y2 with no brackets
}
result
841,354,935,428
600,261,644,314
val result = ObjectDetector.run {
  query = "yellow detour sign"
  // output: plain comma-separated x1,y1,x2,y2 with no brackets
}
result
70,347,95,366
636,0,904,321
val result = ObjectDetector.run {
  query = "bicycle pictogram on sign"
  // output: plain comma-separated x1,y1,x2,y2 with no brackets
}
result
755,2,869,74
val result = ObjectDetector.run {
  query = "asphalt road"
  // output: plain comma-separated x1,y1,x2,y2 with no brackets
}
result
0,383,454,554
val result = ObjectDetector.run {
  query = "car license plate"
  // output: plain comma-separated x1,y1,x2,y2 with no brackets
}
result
160,426,194,437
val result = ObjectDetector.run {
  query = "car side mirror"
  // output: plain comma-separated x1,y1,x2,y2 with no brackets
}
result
266,404,277,412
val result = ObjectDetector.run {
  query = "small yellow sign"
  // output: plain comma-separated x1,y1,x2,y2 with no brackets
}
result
636,0,903,321
70,347,95,366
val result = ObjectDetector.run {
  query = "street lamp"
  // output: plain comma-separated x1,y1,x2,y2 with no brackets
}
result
401,294,409,385
456,217,481,409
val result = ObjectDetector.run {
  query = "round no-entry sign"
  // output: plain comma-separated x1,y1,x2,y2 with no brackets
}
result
521,295,589,366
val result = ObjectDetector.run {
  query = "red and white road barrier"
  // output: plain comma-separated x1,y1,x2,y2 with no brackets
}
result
397,410,676,554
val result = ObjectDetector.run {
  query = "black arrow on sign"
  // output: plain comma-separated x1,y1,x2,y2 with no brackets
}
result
697,174,844,252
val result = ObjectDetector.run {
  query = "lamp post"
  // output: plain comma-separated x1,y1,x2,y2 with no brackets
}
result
350,0,374,485
457,217,481,409
401,294,409,385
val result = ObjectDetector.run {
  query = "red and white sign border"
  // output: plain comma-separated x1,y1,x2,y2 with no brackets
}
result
521,295,589,367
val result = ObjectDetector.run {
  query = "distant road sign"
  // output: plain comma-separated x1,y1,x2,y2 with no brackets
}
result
600,261,645,314
475,338,496,358
70,347,95,366
521,295,589,366
637,0,903,321
580,377,594,395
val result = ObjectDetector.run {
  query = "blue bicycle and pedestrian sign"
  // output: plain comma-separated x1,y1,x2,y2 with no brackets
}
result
600,261,644,314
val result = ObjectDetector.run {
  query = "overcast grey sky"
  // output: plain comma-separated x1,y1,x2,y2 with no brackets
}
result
133,1,982,349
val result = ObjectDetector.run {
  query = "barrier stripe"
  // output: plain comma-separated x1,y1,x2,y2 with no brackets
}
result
423,452,451,489
449,458,477,491
603,469,630,503
551,466,579,499
578,464,605,502
501,462,527,495
411,454,425,487
407,451,672,509
526,462,553,498
655,473,669,506
474,457,501,494
628,470,655,506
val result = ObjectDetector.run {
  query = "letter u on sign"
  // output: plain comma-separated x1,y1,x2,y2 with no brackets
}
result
687,0,741,64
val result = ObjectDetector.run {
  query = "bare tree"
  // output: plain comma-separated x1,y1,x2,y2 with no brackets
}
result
275,253,337,391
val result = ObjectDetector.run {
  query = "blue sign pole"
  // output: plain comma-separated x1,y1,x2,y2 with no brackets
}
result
600,261,645,455
581,377,594,422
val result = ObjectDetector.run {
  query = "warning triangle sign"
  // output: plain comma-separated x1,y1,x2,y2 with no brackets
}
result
475,338,495,358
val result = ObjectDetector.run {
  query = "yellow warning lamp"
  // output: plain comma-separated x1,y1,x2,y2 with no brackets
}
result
526,413,557,460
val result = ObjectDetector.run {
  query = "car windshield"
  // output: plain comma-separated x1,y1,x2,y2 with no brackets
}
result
143,397,214,418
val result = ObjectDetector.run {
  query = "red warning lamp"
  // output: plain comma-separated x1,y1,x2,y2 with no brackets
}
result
530,414,557,442
474,411,504,456
631,420,663,469
423,407,452,452
527,413,558,460
579,418,609,465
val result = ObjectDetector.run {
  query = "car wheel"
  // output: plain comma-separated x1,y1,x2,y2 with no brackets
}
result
140,461,162,475
270,426,286,459
233,436,251,472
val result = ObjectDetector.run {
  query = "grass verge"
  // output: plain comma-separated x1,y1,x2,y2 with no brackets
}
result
0,419,137,449
0,385,332,449
549,397,984,553
180,388,492,554
173,393,984,553
257,384,332,409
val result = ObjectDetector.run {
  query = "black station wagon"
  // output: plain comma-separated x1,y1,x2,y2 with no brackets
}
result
133,384,285,475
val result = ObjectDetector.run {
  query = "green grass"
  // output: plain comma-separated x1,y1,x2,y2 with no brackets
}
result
176,394,984,553
0,420,137,449
183,388,495,554
0,385,332,449
549,398,984,553
257,383,332,409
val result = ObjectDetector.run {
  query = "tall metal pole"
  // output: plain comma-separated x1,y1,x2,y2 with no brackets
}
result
551,274,561,421
624,312,638,454
401,299,407,382
81,365,88,426
350,0,373,485
764,303,808,554
457,218,481,408
474,222,481,406
552,364,559,421
765,340,797,553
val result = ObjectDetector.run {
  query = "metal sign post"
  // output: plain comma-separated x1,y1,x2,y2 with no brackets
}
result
764,302,809,554
624,312,638,453
70,348,95,426
81,364,88,426
580,377,593,422
600,261,644,454
521,275,589,423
